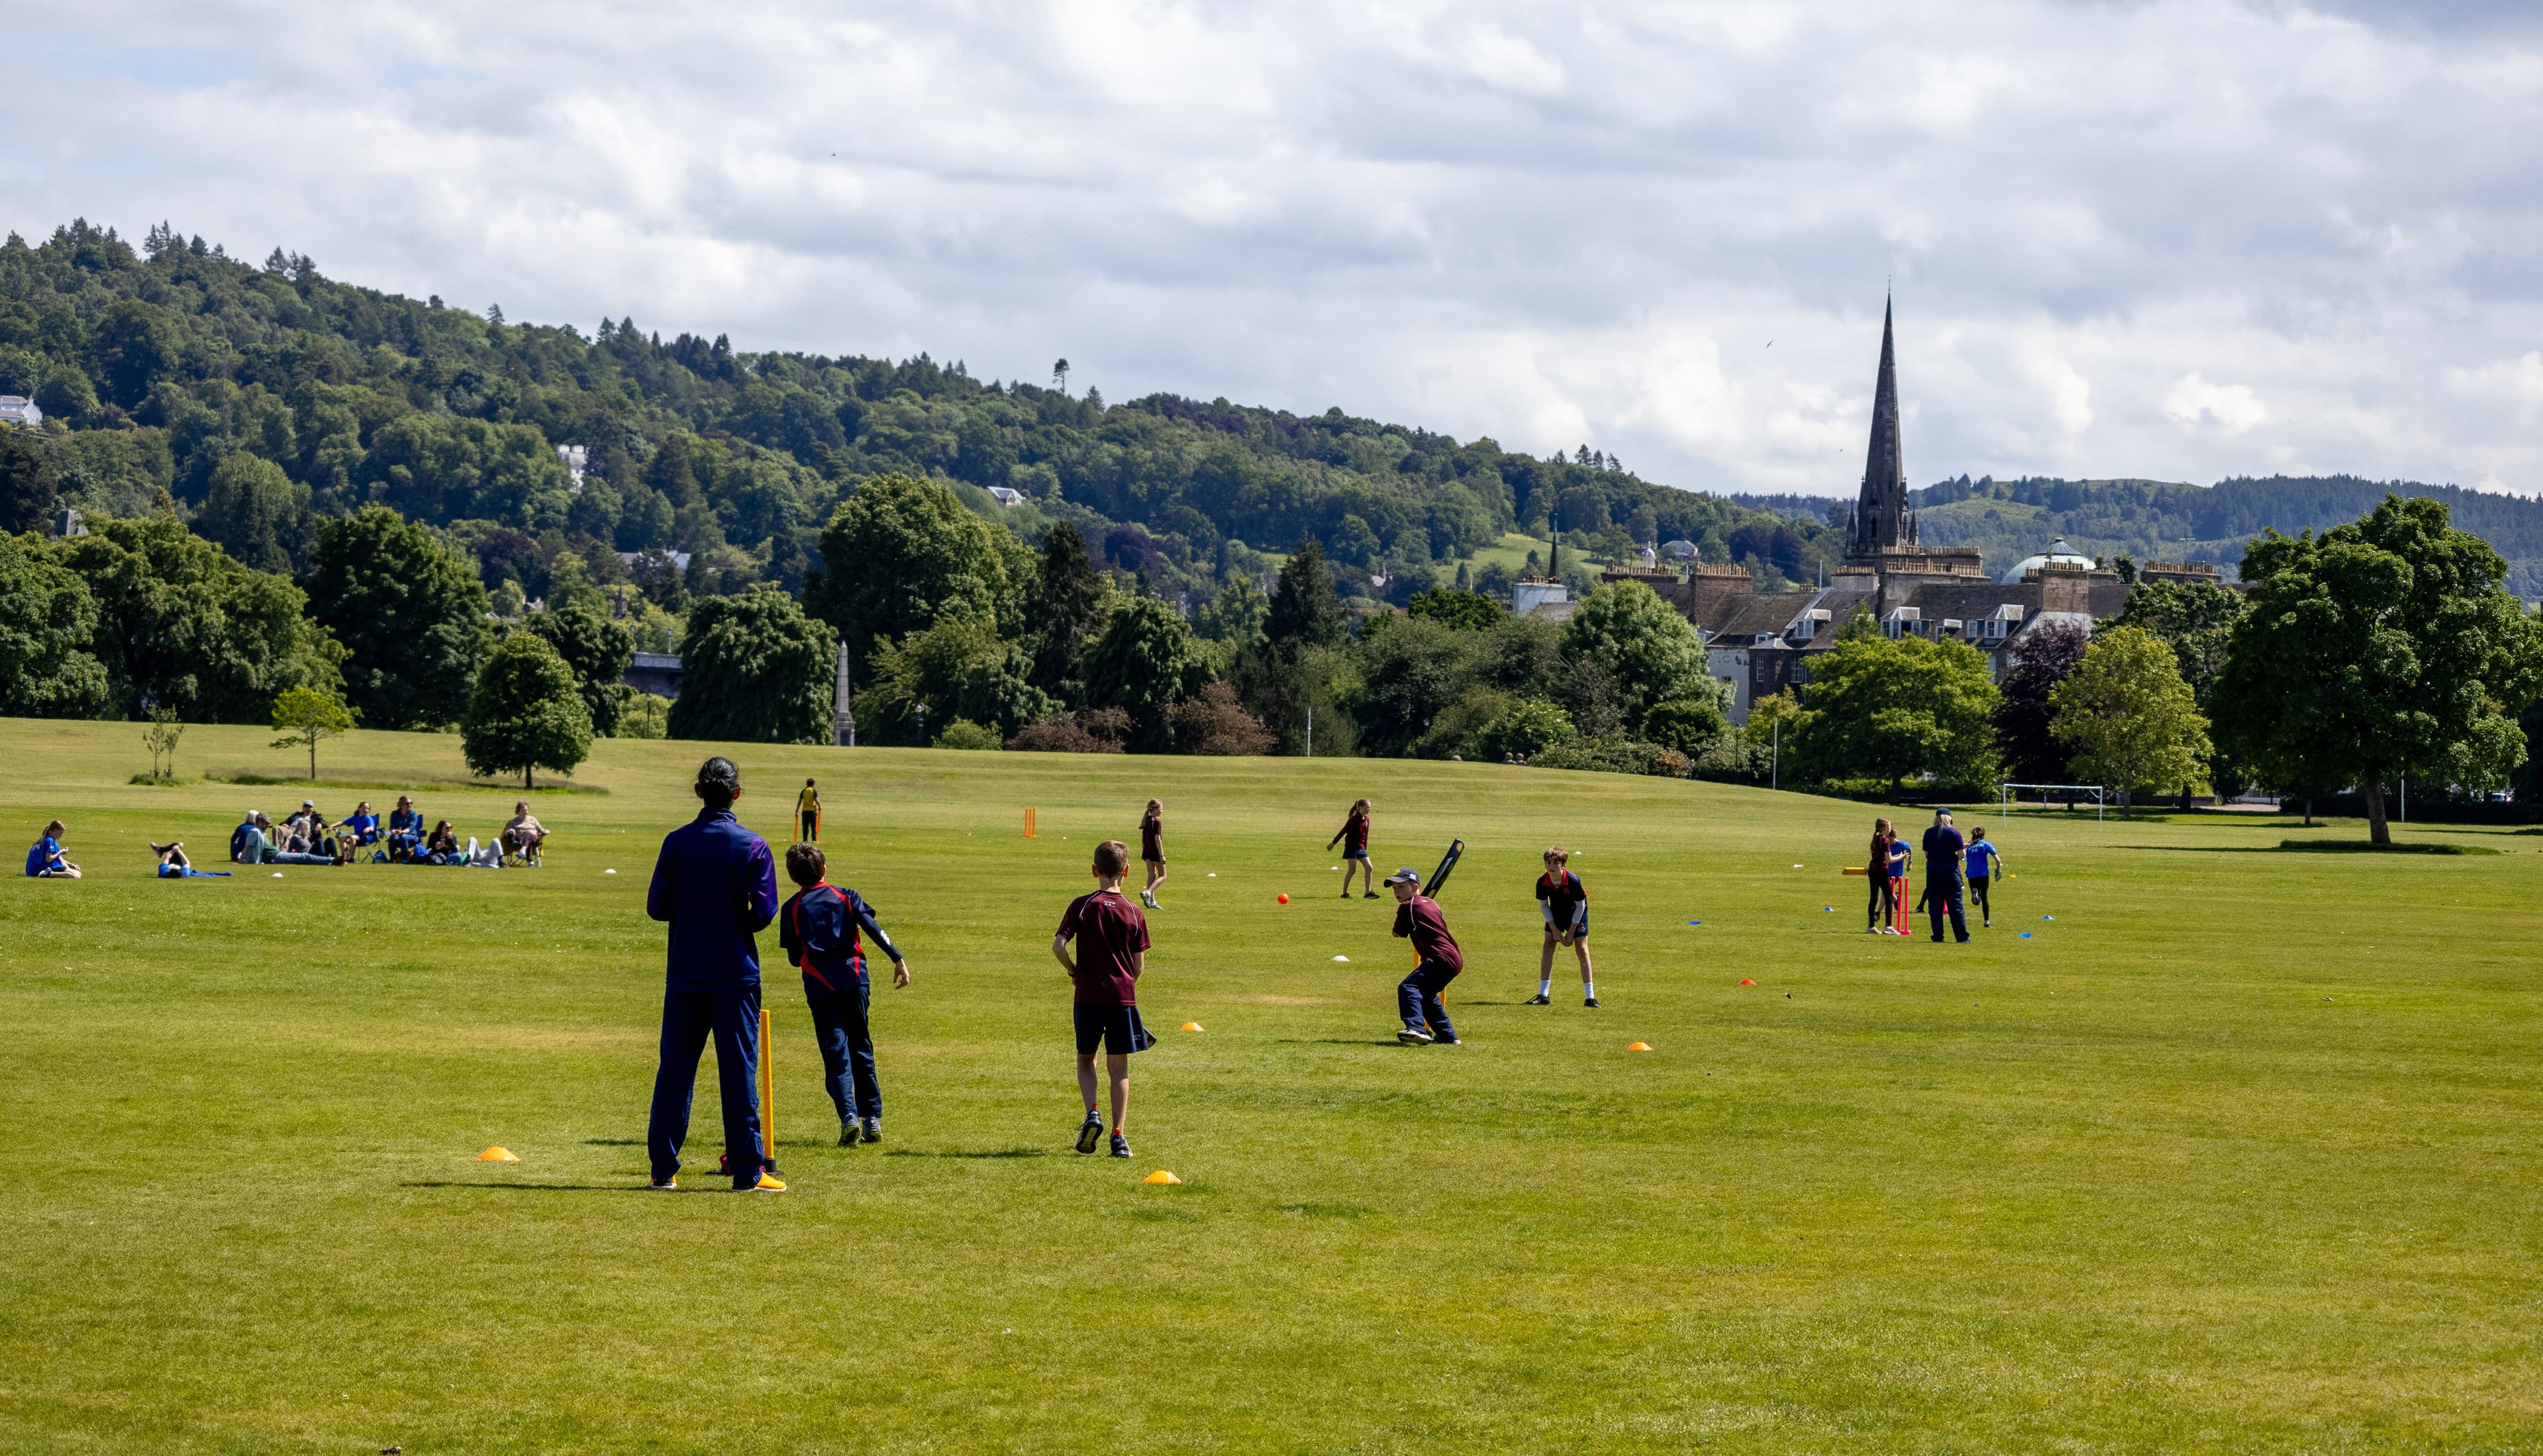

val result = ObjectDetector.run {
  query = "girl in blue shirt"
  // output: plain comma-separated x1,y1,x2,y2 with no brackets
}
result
1964,828,2007,928
24,820,78,879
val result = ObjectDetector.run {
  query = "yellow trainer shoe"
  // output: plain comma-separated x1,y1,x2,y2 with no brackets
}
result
748,1173,788,1192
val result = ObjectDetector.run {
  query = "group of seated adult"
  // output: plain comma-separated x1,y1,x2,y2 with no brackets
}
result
227,795,552,868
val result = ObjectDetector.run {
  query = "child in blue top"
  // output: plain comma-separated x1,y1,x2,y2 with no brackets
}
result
25,820,78,878
1964,826,2007,928
777,841,910,1147
153,840,232,879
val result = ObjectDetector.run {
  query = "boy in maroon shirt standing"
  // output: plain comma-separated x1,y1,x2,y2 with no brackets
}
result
1387,865,1465,1045
1052,839,1152,1158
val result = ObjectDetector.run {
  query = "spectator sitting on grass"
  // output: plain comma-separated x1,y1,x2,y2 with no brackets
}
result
25,820,79,879
503,802,548,864
245,812,334,867
230,810,262,865
423,820,461,865
152,841,232,879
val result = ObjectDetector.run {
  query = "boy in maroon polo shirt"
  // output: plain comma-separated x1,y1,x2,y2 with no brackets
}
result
1387,865,1465,1045
1052,839,1152,1158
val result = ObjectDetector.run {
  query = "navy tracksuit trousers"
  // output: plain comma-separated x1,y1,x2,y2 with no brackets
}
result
807,980,881,1122
647,983,767,1188
1398,960,1460,1041
1926,877,1970,943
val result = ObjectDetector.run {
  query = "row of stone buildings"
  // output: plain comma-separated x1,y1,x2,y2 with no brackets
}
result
1523,298,2225,725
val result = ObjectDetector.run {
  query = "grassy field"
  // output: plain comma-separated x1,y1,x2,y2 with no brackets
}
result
2,718,2539,1453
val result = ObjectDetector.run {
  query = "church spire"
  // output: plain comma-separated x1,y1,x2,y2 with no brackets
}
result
1848,295,1914,561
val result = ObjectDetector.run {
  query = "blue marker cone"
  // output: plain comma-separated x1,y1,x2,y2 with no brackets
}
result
2020,932,2033,938
2042,914,2055,921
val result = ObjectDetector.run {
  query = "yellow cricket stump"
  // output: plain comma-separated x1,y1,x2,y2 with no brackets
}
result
758,1005,775,1165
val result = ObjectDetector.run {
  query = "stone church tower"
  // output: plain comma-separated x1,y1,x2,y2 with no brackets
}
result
1846,297,1917,563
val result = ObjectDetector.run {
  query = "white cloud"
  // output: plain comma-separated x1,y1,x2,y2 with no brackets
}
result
7,0,2543,496
2164,372,2273,436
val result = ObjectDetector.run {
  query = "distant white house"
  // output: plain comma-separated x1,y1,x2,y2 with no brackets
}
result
985,486,1024,507
557,444,587,487
0,395,41,427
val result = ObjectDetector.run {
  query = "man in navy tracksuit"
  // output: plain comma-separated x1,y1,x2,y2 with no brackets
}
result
644,756,785,1192
777,842,911,1147
1920,809,1971,944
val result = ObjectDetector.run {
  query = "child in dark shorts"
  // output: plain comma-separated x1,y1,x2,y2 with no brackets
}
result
1139,798,1166,908
1530,845,1595,1007
1052,839,1152,1159
777,842,911,1147
1327,797,1375,900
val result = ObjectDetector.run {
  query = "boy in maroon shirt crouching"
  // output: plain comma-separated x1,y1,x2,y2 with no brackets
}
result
1387,865,1465,1045
1053,839,1152,1158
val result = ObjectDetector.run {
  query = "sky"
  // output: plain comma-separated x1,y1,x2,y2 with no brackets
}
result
8,0,2543,499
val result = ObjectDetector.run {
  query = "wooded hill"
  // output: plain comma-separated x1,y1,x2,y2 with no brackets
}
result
1907,474,2543,597
0,218,1850,609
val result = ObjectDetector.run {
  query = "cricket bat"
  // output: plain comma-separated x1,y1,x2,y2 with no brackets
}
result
1426,838,1465,897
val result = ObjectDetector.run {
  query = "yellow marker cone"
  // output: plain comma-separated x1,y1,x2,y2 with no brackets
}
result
477,1146,519,1161
1626,1042,1652,1052
1144,1169,1183,1185
1179,1021,1205,1032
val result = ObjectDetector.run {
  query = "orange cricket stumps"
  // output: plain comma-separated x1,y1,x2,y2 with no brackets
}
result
758,1006,775,1165
1143,1170,1183,1185
477,1146,519,1162
1024,807,1038,838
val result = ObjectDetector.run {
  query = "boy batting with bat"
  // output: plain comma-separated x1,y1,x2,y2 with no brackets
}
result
1389,843,1466,1045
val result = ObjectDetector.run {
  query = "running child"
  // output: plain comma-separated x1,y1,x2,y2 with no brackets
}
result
1964,826,2007,928
1327,797,1375,899
1052,839,1151,1158
25,820,78,879
777,842,910,1147
797,779,821,844
1529,846,1596,1008
1139,798,1166,908
1389,865,1464,1045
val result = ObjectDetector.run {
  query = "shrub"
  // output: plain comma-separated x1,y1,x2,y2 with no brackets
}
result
1006,710,1130,753
1169,682,1275,755
1472,697,1577,761
1530,736,1668,777
617,692,672,740
934,718,1003,750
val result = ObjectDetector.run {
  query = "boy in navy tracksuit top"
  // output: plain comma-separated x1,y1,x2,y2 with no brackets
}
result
778,842,911,1147
644,756,785,1192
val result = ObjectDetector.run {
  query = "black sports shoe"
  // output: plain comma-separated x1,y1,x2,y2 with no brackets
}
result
1433,1034,1462,1046
1109,1132,1131,1159
1525,993,1551,1005
1584,996,1601,1008
1397,1025,1434,1045
1075,1111,1104,1155
838,1121,859,1147
1363,891,1379,899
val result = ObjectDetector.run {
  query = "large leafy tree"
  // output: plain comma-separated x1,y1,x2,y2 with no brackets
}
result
1991,620,2089,785
1346,612,1482,757
808,471,1021,663
669,583,839,744
1026,520,1108,703
523,602,634,736
1265,538,1346,648
1404,587,1505,632
463,630,594,788
0,531,109,717
2115,578,2252,793
1083,595,1210,752
861,614,1056,744
42,514,340,722
2213,495,2543,844
0,426,61,535
303,507,493,730
1557,580,1709,728
2048,626,2212,812
196,452,313,574
1794,612,2001,797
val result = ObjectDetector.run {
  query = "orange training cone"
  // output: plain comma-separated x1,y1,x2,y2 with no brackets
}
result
477,1146,519,1162
1180,1021,1205,1032
1626,1041,1652,1052
1144,1170,1183,1185
1739,979,1755,986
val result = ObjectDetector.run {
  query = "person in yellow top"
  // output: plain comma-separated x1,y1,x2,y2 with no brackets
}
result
796,779,821,844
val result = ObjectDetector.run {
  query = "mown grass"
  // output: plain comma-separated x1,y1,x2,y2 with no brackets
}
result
2,718,2539,1453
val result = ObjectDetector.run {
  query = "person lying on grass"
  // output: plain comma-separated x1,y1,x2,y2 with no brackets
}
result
25,820,79,879
152,841,232,879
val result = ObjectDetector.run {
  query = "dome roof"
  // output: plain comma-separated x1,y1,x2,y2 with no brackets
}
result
2001,538,2096,584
